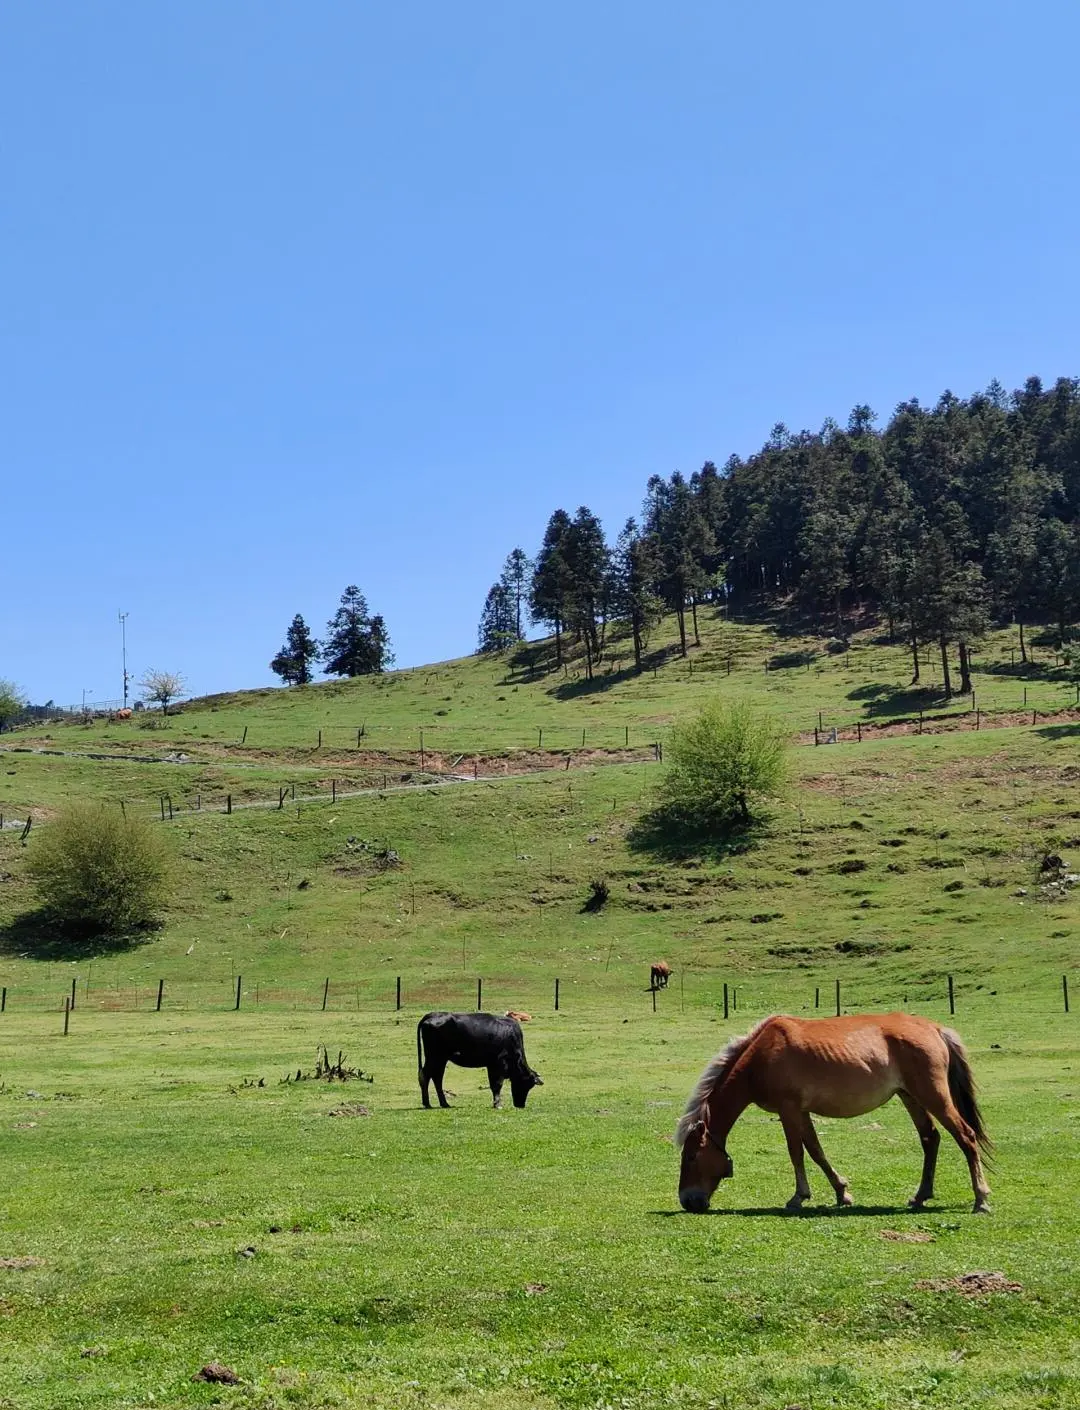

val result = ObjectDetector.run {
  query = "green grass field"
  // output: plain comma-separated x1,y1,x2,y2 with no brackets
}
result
1,611,1078,1408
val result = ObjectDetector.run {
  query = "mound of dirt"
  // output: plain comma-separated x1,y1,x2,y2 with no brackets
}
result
915,1271,1022,1295
879,1229,934,1244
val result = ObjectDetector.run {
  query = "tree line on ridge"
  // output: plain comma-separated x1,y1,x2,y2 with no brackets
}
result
478,375,1080,695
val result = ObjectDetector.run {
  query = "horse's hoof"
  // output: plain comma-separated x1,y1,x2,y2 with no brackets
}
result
837,1190,854,1207
785,1197,807,1213
908,1197,928,1210
973,1200,992,1215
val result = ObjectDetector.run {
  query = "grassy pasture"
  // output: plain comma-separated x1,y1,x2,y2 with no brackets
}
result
1,612,1079,1407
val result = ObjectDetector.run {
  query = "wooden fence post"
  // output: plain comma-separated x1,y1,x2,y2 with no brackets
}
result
235,975,242,1011
241,726,248,745
322,977,330,1011
227,794,232,814
948,974,955,1015
1065,975,1070,1014
554,977,560,1011
156,979,164,1011
476,977,482,1011
835,979,841,1016
70,977,77,1012
1,987,6,1013
396,976,401,1011
723,982,729,1019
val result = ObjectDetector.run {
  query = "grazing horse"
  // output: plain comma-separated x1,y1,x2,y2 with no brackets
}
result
676,1013,991,1215
651,961,671,990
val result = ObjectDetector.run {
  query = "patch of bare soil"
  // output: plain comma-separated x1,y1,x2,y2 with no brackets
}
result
915,1271,1023,1295
0,1256,44,1270
327,1103,370,1117
879,1229,935,1244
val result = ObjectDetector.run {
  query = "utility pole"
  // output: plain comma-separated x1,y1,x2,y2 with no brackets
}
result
118,611,130,708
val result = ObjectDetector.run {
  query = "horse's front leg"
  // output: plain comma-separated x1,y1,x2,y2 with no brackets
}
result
779,1106,813,1211
801,1114,853,1206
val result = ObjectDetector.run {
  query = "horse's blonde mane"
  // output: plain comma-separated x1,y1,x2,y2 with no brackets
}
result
675,1016,775,1148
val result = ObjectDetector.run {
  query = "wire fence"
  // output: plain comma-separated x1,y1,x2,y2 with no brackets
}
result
1,965,1074,1030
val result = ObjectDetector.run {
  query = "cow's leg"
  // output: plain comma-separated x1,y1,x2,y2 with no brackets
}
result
487,1065,504,1109
801,1114,853,1206
430,1059,451,1109
420,1063,432,1109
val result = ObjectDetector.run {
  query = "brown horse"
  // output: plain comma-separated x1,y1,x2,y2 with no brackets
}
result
677,1013,991,1215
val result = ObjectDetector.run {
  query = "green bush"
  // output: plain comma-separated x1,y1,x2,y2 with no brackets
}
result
661,700,786,827
27,804,171,936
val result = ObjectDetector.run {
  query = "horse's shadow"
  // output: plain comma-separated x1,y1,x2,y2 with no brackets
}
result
649,1203,965,1218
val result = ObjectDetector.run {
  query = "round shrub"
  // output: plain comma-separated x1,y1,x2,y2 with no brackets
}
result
661,700,786,827
27,804,171,936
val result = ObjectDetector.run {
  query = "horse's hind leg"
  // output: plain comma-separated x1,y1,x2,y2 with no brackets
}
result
908,1077,990,1214
801,1115,853,1206
779,1105,813,1211
898,1091,941,1208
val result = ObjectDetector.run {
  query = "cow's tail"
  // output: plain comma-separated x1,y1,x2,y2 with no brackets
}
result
942,1027,992,1158
416,1019,425,1085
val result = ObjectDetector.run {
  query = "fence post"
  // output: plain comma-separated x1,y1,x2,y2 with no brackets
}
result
652,985,657,1013
396,976,401,1011
226,794,232,815
235,975,242,1011
476,977,482,1011
814,986,819,1009
63,996,70,1036
241,726,248,745
322,977,330,1011
948,974,955,1015
835,979,841,1016
332,778,336,803
723,982,729,1020
554,977,560,1011
420,729,425,770
156,979,164,1012
1,987,6,1012
625,725,629,747
70,977,77,1012
857,721,862,743
581,728,586,748
537,728,542,749
1065,975,1070,1014
160,796,166,821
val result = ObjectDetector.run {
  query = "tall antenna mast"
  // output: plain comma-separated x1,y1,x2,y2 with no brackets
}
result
118,611,130,708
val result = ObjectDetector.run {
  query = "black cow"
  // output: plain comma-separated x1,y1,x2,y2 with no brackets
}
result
416,1011,543,1109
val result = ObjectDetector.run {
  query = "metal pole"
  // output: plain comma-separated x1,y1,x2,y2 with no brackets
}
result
119,610,129,708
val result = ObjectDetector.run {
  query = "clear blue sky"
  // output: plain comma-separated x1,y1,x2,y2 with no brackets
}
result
5,2,1079,706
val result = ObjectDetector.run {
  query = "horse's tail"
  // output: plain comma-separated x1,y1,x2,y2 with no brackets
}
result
942,1027,992,1156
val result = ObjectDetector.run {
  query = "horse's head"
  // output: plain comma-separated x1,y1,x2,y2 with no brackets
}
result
510,1066,543,1108
677,1118,733,1213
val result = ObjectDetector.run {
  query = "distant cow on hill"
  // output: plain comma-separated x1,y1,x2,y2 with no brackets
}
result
113,709,132,721
651,961,671,990
417,1011,543,1109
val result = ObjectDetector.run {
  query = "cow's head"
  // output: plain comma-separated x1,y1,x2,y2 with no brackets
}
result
510,1066,543,1108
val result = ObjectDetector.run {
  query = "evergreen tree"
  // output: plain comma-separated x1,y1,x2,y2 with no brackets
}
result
477,583,517,653
500,548,532,640
645,473,713,655
562,506,609,679
322,586,393,677
530,510,573,666
270,614,321,686
610,519,663,672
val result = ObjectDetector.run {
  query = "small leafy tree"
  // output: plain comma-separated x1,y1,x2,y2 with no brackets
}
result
140,668,186,716
270,614,321,685
27,804,172,937
661,700,786,827
0,678,27,732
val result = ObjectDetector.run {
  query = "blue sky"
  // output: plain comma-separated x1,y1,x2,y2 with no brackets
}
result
4,2,1079,706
